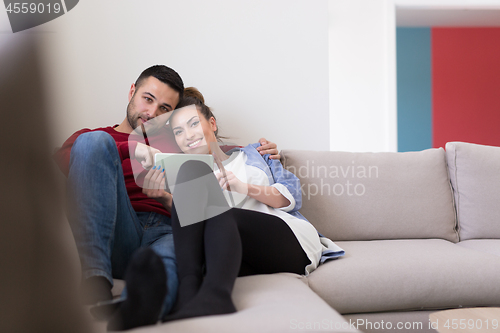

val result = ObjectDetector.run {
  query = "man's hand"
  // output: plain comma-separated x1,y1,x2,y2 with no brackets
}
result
142,166,172,212
256,138,280,160
216,170,248,194
135,142,161,169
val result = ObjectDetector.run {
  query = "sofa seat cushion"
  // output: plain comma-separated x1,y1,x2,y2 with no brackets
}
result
446,142,500,241
95,273,360,333
280,149,458,242
457,239,500,257
307,239,500,314
343,310,439,333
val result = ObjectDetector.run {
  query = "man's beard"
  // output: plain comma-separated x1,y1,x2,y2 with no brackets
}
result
126,100,140,130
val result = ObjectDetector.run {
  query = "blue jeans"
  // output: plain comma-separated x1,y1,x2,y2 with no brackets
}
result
66,131,177,317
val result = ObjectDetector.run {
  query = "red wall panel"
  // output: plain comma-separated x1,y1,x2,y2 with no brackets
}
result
432,28,500,148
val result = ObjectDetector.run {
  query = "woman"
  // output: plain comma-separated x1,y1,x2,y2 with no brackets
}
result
162,88,341,320
108,88,342,330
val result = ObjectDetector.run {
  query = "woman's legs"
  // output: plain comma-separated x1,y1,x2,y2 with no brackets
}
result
165,160,241,321
165,208,241,321
169,203,206,313
233,209,311,276
164,160,310,321
165,208,310,322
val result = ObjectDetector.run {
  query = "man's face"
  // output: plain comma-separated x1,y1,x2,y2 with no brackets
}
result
126,76,180,130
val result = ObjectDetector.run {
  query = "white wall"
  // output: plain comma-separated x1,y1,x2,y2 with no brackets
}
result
0,0,330,151
327,0,500,153
3,0,500,152
394,0,500,8
328,0,397,152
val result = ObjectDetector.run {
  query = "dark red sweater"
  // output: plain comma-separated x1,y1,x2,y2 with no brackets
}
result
55,125,182,217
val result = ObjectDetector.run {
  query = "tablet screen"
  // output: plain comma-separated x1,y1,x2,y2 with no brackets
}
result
154,153,214,192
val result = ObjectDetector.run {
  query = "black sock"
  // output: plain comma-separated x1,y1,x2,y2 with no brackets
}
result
171,274,203,314
169,204,205,314
107,248,167,331
162,282,236,322
81,276,112,305
163,209,240,322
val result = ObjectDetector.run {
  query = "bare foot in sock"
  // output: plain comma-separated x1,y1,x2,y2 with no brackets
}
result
107,248,167,331
170,274,202,313
162,287,236,322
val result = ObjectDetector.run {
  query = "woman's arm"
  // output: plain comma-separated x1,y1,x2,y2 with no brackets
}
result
216,171,291,208
242,144,302,212
246,183,290,208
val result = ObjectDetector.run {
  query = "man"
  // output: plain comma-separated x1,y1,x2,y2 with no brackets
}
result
55,65,280,328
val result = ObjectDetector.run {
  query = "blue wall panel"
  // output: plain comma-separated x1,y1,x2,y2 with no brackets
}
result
396,28,432,152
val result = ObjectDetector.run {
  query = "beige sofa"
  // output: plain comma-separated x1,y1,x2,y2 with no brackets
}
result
11,137,495,333
4,136,499,333
281,141,500,333
91,141,500,333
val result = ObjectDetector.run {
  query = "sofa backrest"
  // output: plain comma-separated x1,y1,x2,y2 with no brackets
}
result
280,148,459,242
446,142,500,241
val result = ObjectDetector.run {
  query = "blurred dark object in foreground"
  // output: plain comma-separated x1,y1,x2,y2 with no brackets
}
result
0,36,91,333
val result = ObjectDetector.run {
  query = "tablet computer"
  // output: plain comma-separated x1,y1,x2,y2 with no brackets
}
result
154,153,214,193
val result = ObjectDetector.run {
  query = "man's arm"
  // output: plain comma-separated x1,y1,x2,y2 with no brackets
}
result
220,138,280,159
256,138,280,160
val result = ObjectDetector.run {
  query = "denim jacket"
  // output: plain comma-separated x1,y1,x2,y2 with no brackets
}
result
229,143,346,263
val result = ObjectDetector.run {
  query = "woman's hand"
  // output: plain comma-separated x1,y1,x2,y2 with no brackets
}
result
216,170,248,194
142,166,172,212
135,143,161,169
216,170,290,208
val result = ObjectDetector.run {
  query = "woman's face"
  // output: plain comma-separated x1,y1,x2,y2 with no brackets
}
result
170,105,217,154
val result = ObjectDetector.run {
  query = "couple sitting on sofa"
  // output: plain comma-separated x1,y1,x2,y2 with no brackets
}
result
58,65,342,331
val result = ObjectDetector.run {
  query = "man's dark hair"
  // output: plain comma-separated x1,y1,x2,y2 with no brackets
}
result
135,65,184,100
